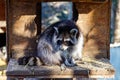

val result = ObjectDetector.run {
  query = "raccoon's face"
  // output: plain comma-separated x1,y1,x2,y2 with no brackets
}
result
51,20,79,51
64,28,78,46
56,28,79,50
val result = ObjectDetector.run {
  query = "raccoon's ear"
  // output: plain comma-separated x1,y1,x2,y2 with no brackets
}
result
70,29,78,36
53,27,59,35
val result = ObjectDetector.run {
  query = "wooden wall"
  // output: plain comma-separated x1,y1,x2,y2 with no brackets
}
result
76,1,110,59
7,0,41,59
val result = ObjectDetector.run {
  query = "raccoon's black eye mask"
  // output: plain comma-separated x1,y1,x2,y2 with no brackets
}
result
57,39,63,45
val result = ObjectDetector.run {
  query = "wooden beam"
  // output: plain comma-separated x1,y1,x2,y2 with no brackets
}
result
6,59,115,78
9,0,108,3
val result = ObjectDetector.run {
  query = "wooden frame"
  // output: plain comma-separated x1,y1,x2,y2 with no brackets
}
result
6,0,111,61
6,0,115,79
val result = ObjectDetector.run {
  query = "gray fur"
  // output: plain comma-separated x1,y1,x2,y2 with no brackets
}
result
37,20,82,67
37,27,63,65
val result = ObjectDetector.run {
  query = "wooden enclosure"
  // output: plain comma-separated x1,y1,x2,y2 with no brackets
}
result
6,0,115,79
6,0,111,61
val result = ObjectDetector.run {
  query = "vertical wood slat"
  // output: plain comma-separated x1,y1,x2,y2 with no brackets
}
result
6,0,11,62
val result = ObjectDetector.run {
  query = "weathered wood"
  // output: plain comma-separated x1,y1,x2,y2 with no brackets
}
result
9,0,108,3
6,0,111,61
6,0,39,60
6,59,115,78
0,0,5,21
6,0,114,79
6,59,88,78
75,1,111,59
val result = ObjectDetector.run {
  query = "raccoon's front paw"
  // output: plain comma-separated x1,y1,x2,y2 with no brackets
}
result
64,59,76,67
60,63,66,71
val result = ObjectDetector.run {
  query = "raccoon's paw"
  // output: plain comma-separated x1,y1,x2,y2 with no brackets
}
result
35,57,43,66
70,58,78,66
64,59,76,67
27,57,36,66
60,63,66,71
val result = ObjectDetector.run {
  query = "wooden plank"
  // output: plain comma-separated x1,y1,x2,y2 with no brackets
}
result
6,59,115,78
10,0,108,3
6,59,89,78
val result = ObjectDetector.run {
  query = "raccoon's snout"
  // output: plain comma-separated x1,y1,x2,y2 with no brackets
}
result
64,39,77,46
62,44,68,50
60,44,68,51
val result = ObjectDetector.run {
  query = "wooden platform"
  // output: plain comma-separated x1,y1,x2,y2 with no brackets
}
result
6,58,115,79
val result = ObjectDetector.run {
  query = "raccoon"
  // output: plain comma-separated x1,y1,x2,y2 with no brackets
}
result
37,20,80,67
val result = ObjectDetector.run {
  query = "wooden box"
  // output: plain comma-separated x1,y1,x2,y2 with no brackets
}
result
6,0,110,60
6,0,115,79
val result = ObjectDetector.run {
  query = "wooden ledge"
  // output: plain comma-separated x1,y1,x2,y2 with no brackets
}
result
6,58,115,78
8,0,109,3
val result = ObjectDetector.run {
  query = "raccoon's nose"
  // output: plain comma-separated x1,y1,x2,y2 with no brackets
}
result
62,45,68,50
60,44,68,51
